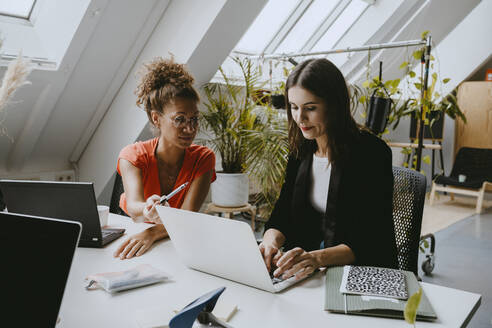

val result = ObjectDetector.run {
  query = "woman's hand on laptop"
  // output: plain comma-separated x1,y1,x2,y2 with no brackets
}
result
113,225,168,259
260,228,286,273
273,247,320,280
259,242,282,273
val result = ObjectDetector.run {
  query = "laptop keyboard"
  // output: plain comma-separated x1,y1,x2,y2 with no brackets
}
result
270,269,318,291
271,276,284,285
272,275,297,291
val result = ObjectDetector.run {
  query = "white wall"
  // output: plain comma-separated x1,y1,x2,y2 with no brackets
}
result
34,0,92,62
78,0,267,198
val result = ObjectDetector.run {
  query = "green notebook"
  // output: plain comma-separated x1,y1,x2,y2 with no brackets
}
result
325,266,437,321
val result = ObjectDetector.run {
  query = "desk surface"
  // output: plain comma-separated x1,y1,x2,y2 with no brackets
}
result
58,214,481,328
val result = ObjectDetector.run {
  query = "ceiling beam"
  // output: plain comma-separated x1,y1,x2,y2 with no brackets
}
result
69,0,171,164
345,0,428,83
300,0,350,53
263,0,313,54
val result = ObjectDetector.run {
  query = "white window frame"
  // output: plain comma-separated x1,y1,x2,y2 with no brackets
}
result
0,0,37,21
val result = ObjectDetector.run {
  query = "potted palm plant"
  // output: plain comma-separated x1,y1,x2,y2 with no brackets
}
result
200,57,288,214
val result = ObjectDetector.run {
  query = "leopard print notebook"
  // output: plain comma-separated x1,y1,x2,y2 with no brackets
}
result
339,265,408,300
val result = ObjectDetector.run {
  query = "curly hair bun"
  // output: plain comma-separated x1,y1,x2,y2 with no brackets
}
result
135,56,195,108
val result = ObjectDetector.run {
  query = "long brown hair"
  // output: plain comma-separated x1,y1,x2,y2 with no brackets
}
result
135,57,199,122
285,58,360,163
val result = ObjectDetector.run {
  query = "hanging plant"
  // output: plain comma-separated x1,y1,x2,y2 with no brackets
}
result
356,73,402,136
390,31,466,133
356,31,466,139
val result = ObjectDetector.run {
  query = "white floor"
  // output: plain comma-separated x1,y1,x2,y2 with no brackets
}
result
419,208,492,327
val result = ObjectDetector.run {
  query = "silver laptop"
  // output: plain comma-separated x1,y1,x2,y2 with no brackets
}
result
0,180,125,247
156,205,310,293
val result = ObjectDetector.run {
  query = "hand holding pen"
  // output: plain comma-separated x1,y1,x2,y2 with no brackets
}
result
142,182,189,224
159,182,189,204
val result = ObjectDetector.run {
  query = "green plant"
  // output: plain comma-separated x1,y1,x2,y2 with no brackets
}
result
357,31,466,139
199,56,289,217
404,288,422,327
419,237,430,253
348,83,364,118
355,31,466,171
272,65,293,95
355,74,402,136
391,31,466,134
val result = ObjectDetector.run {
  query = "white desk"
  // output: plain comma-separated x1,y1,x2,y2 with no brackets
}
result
58,214,481,328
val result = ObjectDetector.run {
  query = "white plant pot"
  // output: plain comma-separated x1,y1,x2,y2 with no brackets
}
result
211,173,249,207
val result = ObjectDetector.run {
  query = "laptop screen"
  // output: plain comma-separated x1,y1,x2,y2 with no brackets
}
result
0,180,102,243
1,212,81,326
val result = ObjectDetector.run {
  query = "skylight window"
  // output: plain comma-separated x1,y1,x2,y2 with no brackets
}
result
0,0,36,19
275,0,338,54
311,0,368,52
234,0,299,54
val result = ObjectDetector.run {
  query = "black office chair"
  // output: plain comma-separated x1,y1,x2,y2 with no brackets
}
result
392,166,428,276
109,173,129,217
431,147,492,214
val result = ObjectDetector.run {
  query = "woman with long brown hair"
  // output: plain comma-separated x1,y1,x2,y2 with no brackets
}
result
260,58,398,280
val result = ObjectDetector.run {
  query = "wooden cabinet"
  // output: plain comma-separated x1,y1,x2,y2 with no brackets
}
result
455,81,492,155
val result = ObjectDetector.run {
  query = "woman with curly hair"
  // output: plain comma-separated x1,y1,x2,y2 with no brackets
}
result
113,57,216,259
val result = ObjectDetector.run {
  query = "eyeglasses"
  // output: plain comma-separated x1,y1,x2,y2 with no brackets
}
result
170,115,200,129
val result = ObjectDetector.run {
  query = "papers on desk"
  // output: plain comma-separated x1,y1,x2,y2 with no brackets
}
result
326,266,437,321
85,264,168,293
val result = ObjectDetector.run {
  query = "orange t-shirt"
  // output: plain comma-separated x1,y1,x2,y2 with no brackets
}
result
117,138,216,214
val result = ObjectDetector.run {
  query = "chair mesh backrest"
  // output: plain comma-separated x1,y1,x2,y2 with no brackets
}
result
392,166,426,275
109,173,127,216
450,147,492,181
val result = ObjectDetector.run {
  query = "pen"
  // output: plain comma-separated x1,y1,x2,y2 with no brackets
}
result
160,182,189,204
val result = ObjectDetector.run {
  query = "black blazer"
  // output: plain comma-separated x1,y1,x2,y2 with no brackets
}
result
266,131,398,269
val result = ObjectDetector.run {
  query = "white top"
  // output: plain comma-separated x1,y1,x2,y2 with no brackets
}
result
57,214,481,328
310,153,331,213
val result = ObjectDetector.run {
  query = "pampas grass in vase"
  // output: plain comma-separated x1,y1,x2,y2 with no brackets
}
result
0,46,32,139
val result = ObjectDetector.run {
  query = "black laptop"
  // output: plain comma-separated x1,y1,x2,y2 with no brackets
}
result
0,180,125,247
1,212,81,327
